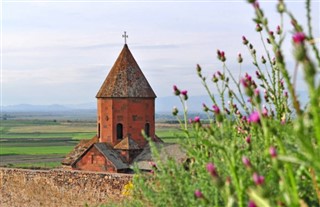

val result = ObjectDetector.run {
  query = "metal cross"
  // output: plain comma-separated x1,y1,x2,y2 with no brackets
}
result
122,31,128,44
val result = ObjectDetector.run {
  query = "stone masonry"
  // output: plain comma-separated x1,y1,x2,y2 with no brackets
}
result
0,168,132,207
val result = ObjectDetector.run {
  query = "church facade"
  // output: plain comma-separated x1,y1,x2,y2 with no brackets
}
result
62,43,163,172
62,40,187,173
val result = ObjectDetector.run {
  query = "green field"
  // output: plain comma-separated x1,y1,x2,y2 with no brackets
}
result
0,117,184,168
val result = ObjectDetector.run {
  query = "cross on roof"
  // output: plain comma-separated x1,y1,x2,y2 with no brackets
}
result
122,31,128,44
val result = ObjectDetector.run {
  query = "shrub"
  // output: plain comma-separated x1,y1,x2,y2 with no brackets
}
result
122,0,320,206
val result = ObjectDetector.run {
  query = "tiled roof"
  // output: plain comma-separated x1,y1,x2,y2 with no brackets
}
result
132,143,187,170
96,44,156,98
114,137,141,150
61,135,99,166
94,143,129,170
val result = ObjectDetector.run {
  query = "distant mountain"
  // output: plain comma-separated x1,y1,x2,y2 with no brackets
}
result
1,91,309,113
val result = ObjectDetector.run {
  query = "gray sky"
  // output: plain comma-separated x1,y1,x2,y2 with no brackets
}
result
2,0,319,105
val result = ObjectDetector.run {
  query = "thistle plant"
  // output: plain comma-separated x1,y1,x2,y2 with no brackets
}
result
120,1,320,206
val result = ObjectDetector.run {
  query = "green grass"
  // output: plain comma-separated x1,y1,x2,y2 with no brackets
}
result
6,161,61,169
0,146,74,155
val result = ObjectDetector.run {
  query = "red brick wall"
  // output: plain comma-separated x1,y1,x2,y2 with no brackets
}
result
97,97,155,148
73,146,116,172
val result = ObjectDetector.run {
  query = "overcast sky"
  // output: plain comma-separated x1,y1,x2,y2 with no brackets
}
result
1,0,319,105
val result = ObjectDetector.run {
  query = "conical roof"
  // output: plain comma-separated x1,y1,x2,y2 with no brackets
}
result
96,44,156,98
114,136,141,150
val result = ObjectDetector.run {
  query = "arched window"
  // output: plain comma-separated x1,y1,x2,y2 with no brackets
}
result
97,123,100,138
117,123,123,140
145,123,150,137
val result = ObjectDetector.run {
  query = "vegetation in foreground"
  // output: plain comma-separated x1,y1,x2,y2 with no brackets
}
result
119,1,320,206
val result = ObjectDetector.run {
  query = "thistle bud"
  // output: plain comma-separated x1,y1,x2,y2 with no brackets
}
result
194,189,203,199
212,74,218,83
173,85,180,96
196,64,201,73
238,53,243,63
242,36,249,45
276,25,282,35
269,146,277,158
242,156,251,168
266,38,271,44
255,24,262,32
249,43,253,49
261,56,266,64
277,0,285,13
172,107,179,116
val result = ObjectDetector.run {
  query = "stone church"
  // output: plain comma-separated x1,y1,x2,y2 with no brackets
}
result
62,40,185,173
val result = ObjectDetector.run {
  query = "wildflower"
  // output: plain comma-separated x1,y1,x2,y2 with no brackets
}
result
196,64,201,73
269,31,274,37
181,90,188,100
206,162,218,177
284,91,288,98
276,25,282,35
149,161,156,168
241,78,249,88
172,107,179,116
261,55,266,64
253,172,265,185
245,135,251,144
248,200,257,207
254,89,259,96
212,105,220,114
194,116,200,123
249,111,260,123
292,32,306,44
173,85,180,96
269,146,277,158
212,74,218,83
224,108,230,115
255,24,262,32
194,189,203,199
266,38,271,44
255,71,261,79
181,90,187,96
262,106,268,116
238,53,243,63
242,36,249,45
242,156,251,168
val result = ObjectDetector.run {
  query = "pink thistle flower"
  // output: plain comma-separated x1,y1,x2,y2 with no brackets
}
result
253,172,265,185
245,135,251,144
254,89,260,96
242,156,251,168
194,189,203,198
249,111,260,123
173,85,180,96
206,162,218,177
181,90,188,96
269,146,277,158
262,106,268,116
293,32,306,44
194,116,200,123
241,78,249,88
248,200,257,207
212,105,220,114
